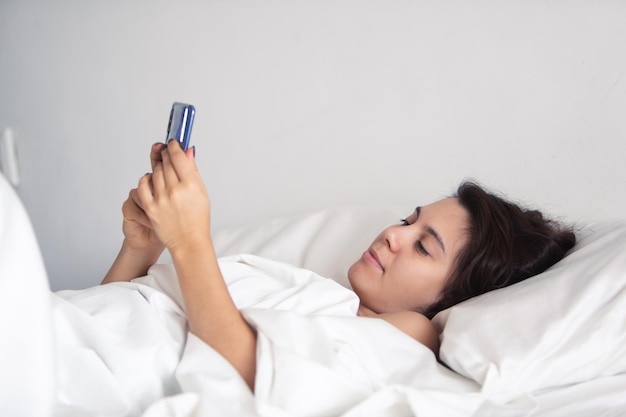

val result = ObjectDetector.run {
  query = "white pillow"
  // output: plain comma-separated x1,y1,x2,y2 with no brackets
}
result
212,206,406,288
433,220,626,396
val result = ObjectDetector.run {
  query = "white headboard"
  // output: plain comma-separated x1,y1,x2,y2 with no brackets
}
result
1,1,625,290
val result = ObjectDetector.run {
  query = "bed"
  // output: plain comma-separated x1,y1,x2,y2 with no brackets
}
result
1,171,625,417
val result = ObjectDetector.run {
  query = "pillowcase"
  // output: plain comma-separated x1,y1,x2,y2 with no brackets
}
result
212,206,407,288
433,220,626,396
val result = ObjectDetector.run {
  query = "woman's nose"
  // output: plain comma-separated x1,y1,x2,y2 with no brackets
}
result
384,225,408,253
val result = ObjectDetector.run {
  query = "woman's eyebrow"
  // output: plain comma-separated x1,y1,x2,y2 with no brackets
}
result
416,206,446,253
426,226,446,254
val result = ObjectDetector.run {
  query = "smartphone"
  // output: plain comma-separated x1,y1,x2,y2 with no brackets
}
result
166,102,195,151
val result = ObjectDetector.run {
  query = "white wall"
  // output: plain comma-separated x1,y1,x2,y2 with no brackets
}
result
1,0,625,291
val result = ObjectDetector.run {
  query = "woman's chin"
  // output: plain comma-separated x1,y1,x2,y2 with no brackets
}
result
346,264,356,286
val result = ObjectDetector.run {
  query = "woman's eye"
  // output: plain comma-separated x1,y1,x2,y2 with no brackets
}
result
416,242,430,256
400,218,410,226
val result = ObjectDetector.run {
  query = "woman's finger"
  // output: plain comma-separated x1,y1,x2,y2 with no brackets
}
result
150,142,165,172
161,142,180,186
129,188,146,210
136,173,154,209
153,161,166,196
167,139,198,181
123,190,152,229
186,146,196,161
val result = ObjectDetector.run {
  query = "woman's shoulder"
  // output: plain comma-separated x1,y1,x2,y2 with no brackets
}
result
359,308,440,355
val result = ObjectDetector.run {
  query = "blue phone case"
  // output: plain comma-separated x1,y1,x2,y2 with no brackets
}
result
166,102,195,151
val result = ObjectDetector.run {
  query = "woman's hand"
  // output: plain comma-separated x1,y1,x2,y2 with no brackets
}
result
137,140,210,255
120,188,164,253
101,195,164,284
101,143,171,284
118,142,171,253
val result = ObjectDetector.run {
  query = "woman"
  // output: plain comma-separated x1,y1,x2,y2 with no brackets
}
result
102,140,576,391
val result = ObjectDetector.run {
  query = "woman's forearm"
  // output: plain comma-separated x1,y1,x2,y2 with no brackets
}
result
101,240,163,284
170,238,257,390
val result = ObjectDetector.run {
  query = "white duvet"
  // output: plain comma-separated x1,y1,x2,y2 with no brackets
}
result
51,255,489,417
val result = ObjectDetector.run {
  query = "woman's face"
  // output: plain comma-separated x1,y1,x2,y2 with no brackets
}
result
348,197,469,314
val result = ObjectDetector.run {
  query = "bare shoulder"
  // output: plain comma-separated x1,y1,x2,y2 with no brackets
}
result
377,311,440,355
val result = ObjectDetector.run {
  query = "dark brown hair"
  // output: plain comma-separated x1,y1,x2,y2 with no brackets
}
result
424,181,576,318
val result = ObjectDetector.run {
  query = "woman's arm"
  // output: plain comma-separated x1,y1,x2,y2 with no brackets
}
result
101,236,163,284
135,140,257,390
169,237,258,390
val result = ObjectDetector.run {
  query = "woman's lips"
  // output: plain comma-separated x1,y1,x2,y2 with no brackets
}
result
363,248,383,271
